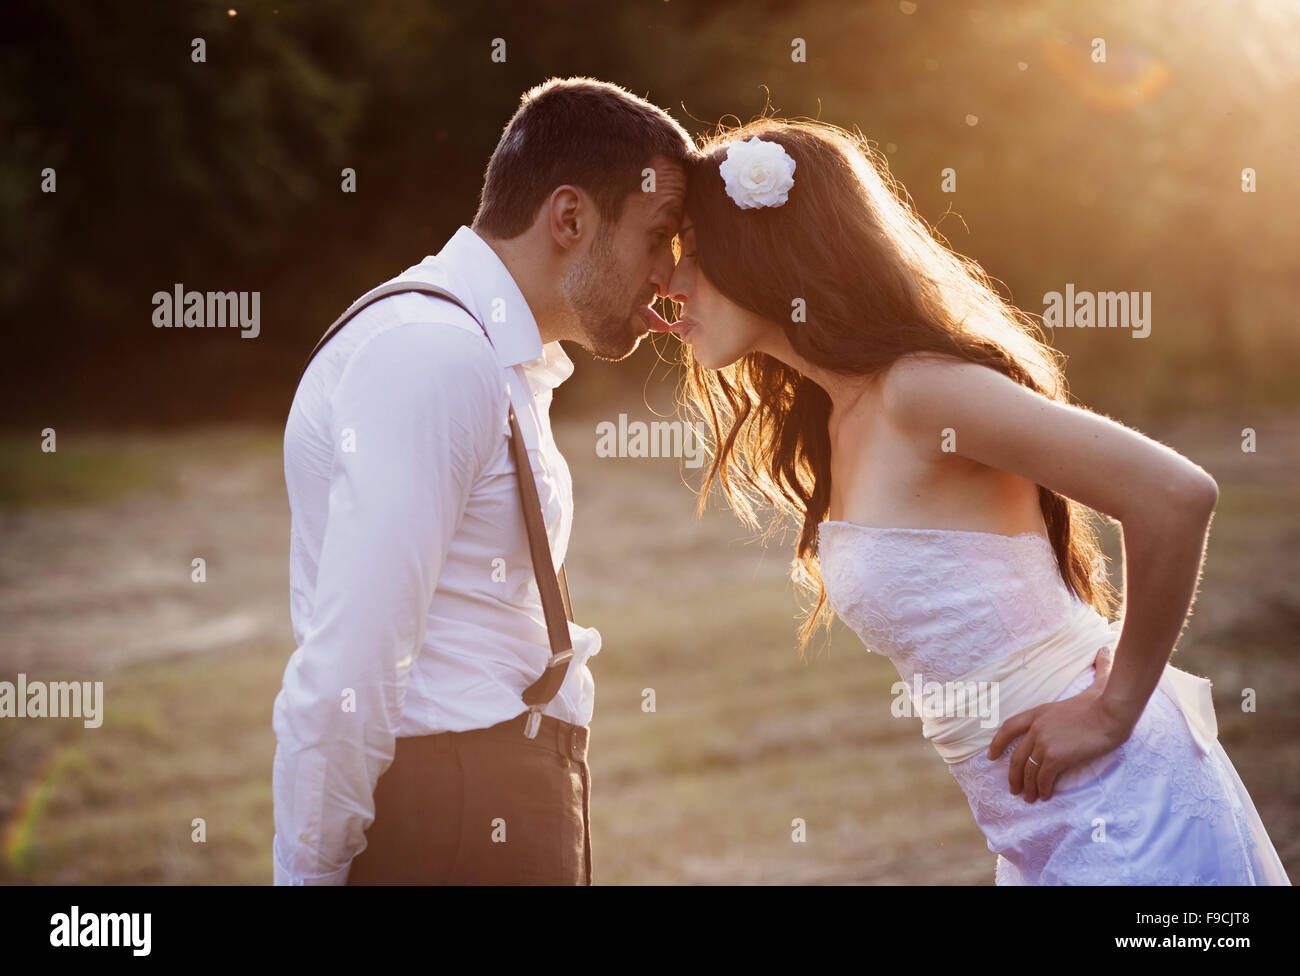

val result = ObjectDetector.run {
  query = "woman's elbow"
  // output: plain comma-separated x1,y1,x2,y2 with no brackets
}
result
1120,464,1218,530
1176,469,1219,518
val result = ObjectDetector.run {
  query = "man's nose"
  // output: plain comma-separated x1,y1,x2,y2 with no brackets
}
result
648,258,676,298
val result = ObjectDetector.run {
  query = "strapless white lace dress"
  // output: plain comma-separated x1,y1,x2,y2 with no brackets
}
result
817,521,1291,885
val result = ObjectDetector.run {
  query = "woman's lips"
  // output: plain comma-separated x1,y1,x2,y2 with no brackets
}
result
672,317,697,341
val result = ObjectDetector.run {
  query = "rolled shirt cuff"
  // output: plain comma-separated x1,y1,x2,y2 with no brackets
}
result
273,834,352,886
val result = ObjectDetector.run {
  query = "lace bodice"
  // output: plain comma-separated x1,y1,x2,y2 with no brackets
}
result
816,522,1088,684
814,519,1290,885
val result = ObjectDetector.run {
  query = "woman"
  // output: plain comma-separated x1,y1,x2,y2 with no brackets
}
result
661,118,1290,884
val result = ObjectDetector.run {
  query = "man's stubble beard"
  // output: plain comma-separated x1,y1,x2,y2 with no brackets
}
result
560,227,641,362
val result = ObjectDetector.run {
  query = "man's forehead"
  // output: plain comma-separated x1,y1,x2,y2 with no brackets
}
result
652,156,687,183
650,195,683,221
641,159,686,216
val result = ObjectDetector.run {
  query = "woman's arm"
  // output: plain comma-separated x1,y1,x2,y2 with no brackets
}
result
880,354,1218,798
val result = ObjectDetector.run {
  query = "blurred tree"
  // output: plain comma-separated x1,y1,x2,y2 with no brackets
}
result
0,0,1295,427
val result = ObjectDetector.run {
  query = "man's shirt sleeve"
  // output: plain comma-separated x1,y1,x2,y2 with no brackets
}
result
272,319,500,885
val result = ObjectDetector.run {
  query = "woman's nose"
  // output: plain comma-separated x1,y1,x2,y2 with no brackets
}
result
666,268,690,306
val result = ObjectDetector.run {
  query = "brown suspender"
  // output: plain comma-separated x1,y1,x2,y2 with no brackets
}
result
296,281,576,739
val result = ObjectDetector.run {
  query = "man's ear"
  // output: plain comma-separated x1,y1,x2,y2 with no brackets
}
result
547,185,586,252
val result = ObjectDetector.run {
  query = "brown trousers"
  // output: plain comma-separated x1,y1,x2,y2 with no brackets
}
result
345,712,591,885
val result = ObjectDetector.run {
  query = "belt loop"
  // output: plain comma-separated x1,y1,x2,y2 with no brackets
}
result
523,705,543,739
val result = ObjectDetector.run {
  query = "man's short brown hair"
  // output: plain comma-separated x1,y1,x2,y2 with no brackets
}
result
472,77,696,240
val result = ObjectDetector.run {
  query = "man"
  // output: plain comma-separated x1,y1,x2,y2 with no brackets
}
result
272,77,693,884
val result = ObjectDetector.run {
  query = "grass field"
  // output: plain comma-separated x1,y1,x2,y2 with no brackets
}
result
1,406,1296,884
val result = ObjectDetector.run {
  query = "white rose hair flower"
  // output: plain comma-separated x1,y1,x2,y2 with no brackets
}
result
718,136,797,210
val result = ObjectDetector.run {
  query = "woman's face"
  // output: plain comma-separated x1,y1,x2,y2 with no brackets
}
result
666,219,775,369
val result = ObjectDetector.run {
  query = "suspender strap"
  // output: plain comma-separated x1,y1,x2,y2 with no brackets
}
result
557,564,573,623
297,281,576,738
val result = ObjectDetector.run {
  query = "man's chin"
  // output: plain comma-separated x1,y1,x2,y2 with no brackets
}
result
585,333,643,362
578,317,648,362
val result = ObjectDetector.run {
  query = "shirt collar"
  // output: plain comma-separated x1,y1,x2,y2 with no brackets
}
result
397,225,574,390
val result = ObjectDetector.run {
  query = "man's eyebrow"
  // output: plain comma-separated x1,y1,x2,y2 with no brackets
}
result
653,200,684,222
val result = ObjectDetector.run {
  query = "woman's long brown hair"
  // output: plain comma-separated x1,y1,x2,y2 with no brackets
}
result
676,117,1119,657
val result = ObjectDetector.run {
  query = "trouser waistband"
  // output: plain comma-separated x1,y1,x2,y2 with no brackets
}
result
411,711,589,763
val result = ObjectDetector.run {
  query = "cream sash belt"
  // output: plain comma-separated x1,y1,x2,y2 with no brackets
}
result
918,602,1219,765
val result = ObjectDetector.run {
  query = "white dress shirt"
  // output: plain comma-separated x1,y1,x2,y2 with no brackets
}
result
272,225,601,885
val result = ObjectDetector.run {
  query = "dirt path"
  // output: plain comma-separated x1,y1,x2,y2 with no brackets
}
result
0,408,1295,883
